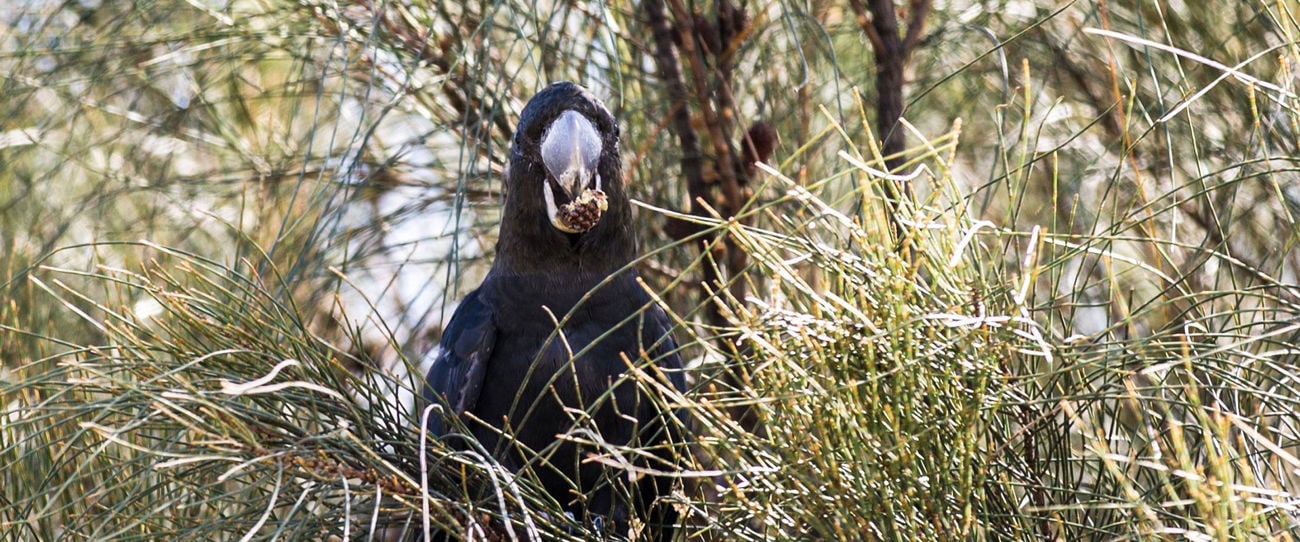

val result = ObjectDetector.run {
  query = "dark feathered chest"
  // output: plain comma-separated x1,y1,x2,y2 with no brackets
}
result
469,271,669,443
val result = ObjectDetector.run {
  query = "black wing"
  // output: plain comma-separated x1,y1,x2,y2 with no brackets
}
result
422,288,497,436
646,303,688,395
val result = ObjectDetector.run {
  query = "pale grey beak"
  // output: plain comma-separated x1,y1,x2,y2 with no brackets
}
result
539,110,606,233
540,110,602,198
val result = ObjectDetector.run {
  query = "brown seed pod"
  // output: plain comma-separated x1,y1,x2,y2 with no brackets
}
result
557,188,608,233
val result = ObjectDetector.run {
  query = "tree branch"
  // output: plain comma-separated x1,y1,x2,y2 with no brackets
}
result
848,0,932,244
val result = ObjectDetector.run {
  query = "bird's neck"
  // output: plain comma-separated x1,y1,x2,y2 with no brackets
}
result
492,203,637,278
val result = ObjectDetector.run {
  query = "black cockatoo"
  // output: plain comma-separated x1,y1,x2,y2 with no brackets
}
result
422,82,686,539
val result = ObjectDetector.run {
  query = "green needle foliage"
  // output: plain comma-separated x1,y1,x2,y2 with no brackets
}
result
685,134,1014,539
2,249,582,540
5,1,1300,541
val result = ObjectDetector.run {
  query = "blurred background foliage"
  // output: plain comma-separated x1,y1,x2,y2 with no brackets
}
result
4,0,1300,540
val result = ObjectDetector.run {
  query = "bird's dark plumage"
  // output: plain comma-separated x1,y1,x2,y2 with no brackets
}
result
422,82,685,539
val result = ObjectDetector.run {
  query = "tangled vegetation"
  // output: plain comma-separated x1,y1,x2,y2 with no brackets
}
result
4,1,1300,540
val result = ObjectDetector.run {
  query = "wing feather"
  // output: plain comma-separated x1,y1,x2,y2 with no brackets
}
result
646,304,687,394
422,289,496,436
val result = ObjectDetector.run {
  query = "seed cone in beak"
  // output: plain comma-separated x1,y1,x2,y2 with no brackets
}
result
551,187,608,233
540,109,607,233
